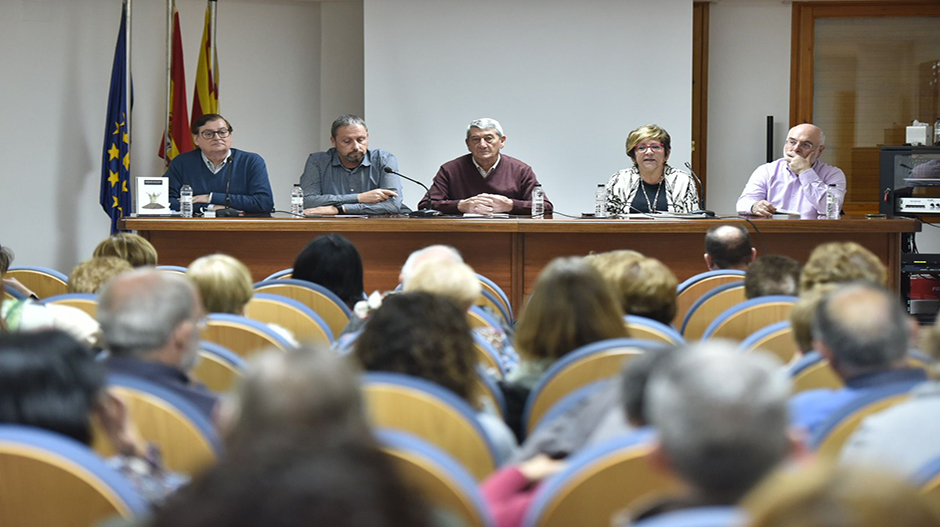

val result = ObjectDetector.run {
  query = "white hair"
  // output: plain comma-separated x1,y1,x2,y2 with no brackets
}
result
400,245,463,285
467,118,504,139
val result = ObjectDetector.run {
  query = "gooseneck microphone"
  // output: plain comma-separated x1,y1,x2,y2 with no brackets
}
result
684,162,715,217
216,158,240,217
383,166,442,217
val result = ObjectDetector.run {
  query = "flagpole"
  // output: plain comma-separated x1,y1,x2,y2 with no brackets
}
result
164,0,173,168
210,0,218,113
125,0,134,214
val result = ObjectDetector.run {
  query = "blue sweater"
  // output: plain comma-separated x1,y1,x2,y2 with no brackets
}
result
166,148,274,214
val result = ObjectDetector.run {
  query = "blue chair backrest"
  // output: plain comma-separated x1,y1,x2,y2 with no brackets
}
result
912,453,940,490
477,273,513,322
680,281,745,335
40,292,98,304
739,320,791,351
631,506,746,527
788,350,825,377
701,295,798,340
377,428,496,527
263,268,294,281
626,315,685,345
206,312,296,351
3,284,27,300
198,340,248,370
8,265,69,282
251,292,334,342
809,381,923,450
155,265,188,273
0,424,150,519
476,365,508,417
677,269,746,294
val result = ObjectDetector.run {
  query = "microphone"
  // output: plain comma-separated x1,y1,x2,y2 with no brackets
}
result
684,162,715,217
215,158,240,217
383,166,442,217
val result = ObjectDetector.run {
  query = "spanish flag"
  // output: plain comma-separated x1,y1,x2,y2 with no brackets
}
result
100,0,132,235
158,6,194,165
192,0,219,125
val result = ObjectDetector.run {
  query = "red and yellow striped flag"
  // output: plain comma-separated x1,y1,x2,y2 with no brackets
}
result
191,1,219,126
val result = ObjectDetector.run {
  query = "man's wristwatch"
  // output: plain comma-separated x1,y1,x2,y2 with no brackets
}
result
337,204,345,214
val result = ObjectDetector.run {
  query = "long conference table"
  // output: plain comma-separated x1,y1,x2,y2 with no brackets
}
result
123,215,920,313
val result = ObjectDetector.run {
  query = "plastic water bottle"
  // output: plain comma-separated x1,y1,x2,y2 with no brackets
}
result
825,184,838,220
532,184,545,219
595,184,607,218
180,184,193,218
291,184,304,218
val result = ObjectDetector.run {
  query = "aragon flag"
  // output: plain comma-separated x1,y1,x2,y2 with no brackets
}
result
191,0,219,126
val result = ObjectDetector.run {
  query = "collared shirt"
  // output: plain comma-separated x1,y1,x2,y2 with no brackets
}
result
299,148,405,215
201,150,232,174
736,158,846,219
473,155,501,178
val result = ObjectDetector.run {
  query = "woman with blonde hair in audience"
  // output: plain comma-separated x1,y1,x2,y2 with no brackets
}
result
503,257,628,438
743,462,940,527
68,256,133,294
799,241,886,293
353,291,519,461
585,250,678,325
93,233,159,268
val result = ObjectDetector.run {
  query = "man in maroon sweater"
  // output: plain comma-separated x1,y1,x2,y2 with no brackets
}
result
418,118,553,215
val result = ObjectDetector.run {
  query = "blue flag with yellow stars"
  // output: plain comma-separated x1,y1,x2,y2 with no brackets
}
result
100,1,131,235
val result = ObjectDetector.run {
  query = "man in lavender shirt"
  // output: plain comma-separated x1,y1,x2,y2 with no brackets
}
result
736,124,846,218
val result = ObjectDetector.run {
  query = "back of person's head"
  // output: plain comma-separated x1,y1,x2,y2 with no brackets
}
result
647,341,791,503
515,257,627,362
224,344,370,450
293,233,364,310
704,225,754,270
621,346,675,427
354,292,477,402
587,251,678,324
789,284,839,354
0,243,14,275
68,256,133,294
800,242,886,293
744,255,802,300
187,254,254,314
403,259,481,311
93,233,158,268
813,282,909,375
151,437,432,527
97,268,198,357
399,244,463,284
743,462,940,527
0,330,102,444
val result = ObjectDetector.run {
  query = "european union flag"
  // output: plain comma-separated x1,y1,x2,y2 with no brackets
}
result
100,1,131,235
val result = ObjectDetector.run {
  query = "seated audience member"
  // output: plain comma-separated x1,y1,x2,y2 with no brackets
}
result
353,292,518,461
736,123,846,219
97,268,218,419
799,241,886,293
839,316,940,477
0,330,186,504
636,342,795,521
0,248,100,346
788,284,839,356
186,254,254,314
789,282,925,436
152,439,432,527
503,257,628,439
68,256,132,294
743,462,940,527
293,233,364,311
703,224,756,271
93,233,159,268
399,244,464,285
585,250,678,325
604,124,700,214
744,255,802,299
299,115,405,216
1,243,37,298
419,118,553,215
404,258,518,372
165,114,275,214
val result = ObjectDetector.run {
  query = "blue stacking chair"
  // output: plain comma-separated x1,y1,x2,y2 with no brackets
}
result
203,312,297,359
253,278,351,338
739,320,799,364
632,506,746,527
377,428,496,527
810,382,920,456
155,265,189,274
625,315,685,346
41,292,99,318
263,267,294,281
476,273,513,324
192,340,249,393
245,292,334,343
0,424,150,526
5,265,69,299
675,269,746,326
522,429,680,527
701,295,798,342
680,281,746,340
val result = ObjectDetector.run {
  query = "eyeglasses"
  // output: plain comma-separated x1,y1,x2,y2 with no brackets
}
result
634,143,664,153
199,129,232,139
786,138,815,150
468,135,500,145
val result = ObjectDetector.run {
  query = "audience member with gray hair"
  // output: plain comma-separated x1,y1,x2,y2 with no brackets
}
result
419,118,553,215
399,244,464,285
299,114,406,215
639,341,794,519
789,282,926,435
97,268,217,418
